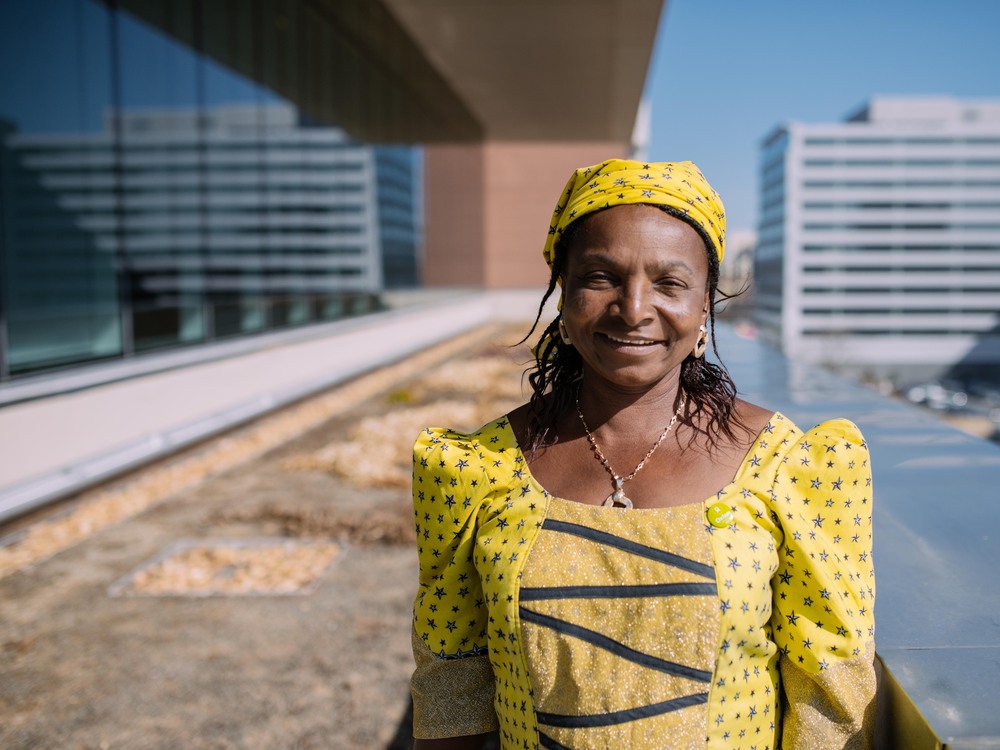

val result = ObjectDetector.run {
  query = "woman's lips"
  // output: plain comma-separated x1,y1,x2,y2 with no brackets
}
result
597,332,665,351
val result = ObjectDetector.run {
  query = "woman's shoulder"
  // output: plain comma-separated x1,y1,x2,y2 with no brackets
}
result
414,414,517,453
718,399,786,457
733,399,776,438
733,399,866,446
725,403,868,482
780,413,867,452
766,412,871,492
413,413,524,481
412,414,531,529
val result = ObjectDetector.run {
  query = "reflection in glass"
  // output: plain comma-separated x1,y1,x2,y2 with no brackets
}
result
117,9,204,353
0,0,121,374
0,0,420,380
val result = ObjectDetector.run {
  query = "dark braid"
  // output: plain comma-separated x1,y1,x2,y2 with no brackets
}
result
518,206,745,453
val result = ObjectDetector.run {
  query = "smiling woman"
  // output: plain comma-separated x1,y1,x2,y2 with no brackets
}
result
409,160,878,750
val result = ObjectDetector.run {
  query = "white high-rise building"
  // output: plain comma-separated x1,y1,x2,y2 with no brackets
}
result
755,96,1000,381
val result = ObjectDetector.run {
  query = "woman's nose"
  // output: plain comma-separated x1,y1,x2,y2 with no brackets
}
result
615,281,654,326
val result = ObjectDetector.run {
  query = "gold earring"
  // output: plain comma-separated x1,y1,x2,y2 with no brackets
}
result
692,324,708,358
558,318,572,345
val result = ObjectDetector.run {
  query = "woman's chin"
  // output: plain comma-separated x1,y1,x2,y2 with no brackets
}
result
584,362,684,394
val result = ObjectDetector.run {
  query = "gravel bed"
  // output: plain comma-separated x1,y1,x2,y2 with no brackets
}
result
109,538,342,598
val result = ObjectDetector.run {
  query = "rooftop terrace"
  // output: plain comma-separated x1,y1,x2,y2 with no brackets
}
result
1,294,998,748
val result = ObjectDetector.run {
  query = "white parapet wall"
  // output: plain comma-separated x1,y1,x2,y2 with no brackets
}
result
0,289,556,523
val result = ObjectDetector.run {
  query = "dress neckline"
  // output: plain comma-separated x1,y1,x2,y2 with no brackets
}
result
495,411,786,512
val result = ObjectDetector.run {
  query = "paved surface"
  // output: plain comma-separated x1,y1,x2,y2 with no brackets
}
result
0,324,531,750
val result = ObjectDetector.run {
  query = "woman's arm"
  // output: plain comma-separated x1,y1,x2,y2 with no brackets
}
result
413,734,489,750
410,429,499,741
770,419,877,748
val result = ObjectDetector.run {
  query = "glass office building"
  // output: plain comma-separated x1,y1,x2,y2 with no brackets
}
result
0,0,421,380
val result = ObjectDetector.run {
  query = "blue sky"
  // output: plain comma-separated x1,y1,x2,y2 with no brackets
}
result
644,0,1000,232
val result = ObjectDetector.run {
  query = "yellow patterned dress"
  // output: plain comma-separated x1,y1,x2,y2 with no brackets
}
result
410,413,876,750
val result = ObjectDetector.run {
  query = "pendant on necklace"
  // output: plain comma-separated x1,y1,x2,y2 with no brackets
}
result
602,478,634,510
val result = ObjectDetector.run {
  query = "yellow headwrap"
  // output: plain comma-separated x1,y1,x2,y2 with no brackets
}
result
542,159,726,269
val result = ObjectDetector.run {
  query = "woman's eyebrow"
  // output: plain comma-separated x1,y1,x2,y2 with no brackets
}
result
577,251,696,274
574,251,618,266
648,258,697,274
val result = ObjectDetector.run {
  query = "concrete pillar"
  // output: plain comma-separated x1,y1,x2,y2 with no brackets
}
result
423,141,626,288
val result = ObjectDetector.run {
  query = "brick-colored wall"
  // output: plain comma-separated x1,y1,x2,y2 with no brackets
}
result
423,141,626,288
422,144,486,287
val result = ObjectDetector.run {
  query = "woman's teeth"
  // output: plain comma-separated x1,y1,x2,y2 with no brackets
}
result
604,334,659,346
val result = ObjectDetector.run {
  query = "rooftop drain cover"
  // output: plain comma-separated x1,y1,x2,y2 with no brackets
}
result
109,538,340,597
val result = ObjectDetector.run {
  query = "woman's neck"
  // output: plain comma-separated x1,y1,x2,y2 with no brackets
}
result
575,372,686,436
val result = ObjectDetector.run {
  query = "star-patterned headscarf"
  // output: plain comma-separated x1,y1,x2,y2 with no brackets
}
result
543,159,726,269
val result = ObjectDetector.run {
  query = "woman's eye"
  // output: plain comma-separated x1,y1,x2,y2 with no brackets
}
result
657,277,686,289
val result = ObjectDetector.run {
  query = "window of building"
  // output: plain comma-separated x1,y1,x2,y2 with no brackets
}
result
0,0,420,379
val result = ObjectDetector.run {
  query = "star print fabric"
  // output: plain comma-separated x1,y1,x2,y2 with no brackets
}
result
770,419,877,748
410,420,548,744
410,413,876,749
542,159,726,269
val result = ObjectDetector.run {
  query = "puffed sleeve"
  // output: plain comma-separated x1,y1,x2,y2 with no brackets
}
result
770,419,877,749
410,427,499,739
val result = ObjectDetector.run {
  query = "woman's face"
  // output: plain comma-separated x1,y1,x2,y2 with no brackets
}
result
560,205,710,394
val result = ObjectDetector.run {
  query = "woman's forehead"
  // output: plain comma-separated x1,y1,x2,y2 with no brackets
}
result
567,206,708,263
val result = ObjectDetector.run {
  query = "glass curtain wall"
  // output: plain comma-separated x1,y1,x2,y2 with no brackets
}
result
0,0,121,374
0,0,420,380
117,2,205,353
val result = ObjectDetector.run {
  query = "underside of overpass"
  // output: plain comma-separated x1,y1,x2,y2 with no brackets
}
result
382,0,665,288
122,0,665,287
